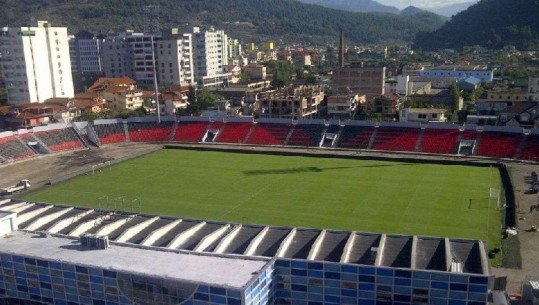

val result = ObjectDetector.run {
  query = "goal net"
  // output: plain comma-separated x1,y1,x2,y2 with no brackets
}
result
468,188,502,210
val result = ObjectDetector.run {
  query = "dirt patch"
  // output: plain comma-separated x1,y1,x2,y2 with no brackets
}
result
0,144,162,191
493,163,539,293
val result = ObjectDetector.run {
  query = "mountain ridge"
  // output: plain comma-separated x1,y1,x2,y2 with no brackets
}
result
414,0,539,50
296,0,400,14
0,0,446,45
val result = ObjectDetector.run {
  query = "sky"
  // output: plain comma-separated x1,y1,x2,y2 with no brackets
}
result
376,0,475,9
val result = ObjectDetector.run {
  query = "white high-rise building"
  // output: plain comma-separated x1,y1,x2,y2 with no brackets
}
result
0,21,74,105
101,31,159,87
193,27,231,88
157,33,195,87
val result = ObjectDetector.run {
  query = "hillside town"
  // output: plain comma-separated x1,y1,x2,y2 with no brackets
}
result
0,16,538,131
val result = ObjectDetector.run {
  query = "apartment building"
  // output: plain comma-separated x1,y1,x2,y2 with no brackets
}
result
0,21,74,105
193,27,231,88
101,31,159,87
157,32,195,87
68,31,103,75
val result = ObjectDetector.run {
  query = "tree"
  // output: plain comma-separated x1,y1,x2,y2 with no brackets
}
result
266,60,294,88
186,88,222,115
451,83,461,113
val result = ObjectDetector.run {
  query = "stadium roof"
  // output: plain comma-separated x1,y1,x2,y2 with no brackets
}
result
3,199,491,276
0,230,269,289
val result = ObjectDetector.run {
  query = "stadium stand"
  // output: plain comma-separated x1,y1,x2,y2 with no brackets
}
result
246,123,291,146
371,126,420,152
287,123,325,147
461,129,478,141
2,117,539,163
476,130,523,159
518,132,539,162
34,128,85,152
202,121,224,142
337,125,375,149
420,127,460,154
172,121,209,142
215,122,253,144
93,123,127,145
128,121,174,142
0,135,35,161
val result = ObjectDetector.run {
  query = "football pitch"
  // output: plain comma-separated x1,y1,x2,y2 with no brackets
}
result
21,149,502,249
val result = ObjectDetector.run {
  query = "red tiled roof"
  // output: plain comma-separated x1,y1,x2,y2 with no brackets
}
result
88,77,136,92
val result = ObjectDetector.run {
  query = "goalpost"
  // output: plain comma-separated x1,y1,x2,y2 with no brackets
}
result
467,187,502,210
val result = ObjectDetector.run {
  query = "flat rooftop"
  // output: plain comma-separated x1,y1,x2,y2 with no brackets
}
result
0,231,269,289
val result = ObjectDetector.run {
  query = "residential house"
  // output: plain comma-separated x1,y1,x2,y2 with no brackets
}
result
500,102,539,128
102,85,143,111
161,89,189,115
87,77,136,92
399,107,447,123
367,94,402,120
73,92,107,113
327,95,365,119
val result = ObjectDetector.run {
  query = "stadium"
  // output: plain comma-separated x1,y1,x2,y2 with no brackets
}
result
0,116,535,305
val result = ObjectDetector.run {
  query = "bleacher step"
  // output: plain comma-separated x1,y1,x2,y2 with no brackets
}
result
454,130,464,154
123,122,130,143
243,124,257,144
283,125,295,146
472,131,482,156
514,134,528,159
367,127,378,150
415,128,425,152
332,125,344,148
169,120,179,141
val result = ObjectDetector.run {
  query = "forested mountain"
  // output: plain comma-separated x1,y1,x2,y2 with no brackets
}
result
400,6,430,16
414,0,539,50
296,0,399,14
0,0,445,45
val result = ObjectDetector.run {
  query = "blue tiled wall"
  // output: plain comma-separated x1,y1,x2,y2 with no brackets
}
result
245,263,274,305
272,259,491,305
0,253,243,305
0,252,492,305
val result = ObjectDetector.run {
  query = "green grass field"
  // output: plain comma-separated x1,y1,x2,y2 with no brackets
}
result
21,149,502,251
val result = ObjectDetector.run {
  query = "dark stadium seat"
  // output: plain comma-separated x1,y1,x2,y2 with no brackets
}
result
93,123,127,145
0,135,36,161
337,126,375,149
34,128,85,152
246,123,291,146
287,124,325,147
420,129,460,154
215,122,253,144
520,134,539,162
476,131,522,159
370,127,420,152
128,122,174,142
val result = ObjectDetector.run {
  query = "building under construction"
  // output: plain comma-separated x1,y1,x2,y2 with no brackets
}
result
253,85,325,119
